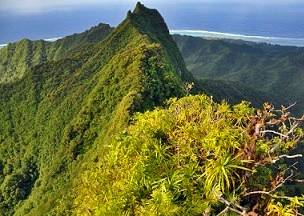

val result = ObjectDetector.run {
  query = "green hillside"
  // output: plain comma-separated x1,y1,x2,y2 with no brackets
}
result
0,2,303,215
198,79,290,109
173,34,304,115
0,3,194,215
0,23,113,83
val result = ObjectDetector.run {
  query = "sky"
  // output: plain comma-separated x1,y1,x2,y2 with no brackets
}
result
1,0,302,13
1,0,303,14
1,0,304,44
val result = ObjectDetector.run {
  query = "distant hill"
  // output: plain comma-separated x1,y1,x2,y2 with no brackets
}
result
198,79,290,109
1,2,304,215
173,34,304,115
0,3,195,215
0,23,113,83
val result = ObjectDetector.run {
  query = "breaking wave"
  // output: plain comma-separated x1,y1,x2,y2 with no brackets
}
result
170,30,304,47
0,37,62,49
43,37,62,42
0,44,7,49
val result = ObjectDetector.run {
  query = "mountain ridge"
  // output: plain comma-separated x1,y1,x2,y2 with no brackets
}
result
173,34,304,115
0,2,303,214
0,3,195,215
0,23,113,83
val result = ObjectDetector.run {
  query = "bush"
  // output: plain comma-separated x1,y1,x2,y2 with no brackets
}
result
74,94,304,215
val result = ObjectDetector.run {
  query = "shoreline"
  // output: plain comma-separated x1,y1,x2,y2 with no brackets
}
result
170,30,304,47
2,32,304,49
0,44,7,49
0,37,62,49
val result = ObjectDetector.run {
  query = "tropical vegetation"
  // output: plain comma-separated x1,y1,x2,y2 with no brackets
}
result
173,34,304,116
0,2,303,215
73,94,304,215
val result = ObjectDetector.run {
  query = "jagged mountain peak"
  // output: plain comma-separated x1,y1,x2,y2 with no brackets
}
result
116,2,195,82
134,1,146,13
126,2,169,35
0,3,196,215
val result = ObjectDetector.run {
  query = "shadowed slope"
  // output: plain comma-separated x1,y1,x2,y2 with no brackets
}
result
174,34,304,115
0,3,193,215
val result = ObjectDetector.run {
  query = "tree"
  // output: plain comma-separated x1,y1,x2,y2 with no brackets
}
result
74,94,304,215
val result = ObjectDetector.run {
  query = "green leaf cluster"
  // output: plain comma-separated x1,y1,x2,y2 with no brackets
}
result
73,94,303,215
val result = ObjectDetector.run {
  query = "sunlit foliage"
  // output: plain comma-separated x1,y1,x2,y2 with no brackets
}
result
74,94,304,215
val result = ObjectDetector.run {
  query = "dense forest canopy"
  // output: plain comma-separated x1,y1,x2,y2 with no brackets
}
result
173,34,304,116
0,2,303,215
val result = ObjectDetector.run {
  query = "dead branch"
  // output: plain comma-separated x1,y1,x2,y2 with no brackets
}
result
217,206,230,216
283,102,297,111
290,179,304,183
216,192,248,216
268,120,301,154
260,130,289,138
244,169,294,197
253,154,301,168
271,154,302,163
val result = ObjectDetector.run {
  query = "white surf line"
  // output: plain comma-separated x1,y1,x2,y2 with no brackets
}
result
0,44,7,49
170,30,304,47
0,37,63,49
43,37,62,42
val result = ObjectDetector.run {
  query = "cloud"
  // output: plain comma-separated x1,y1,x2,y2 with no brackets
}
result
1,0,302,15
0,0,138,14
198,0,303,2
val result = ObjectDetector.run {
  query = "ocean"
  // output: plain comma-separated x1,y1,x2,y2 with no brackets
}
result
1,1,304,47
162,1,304,47
169,30,304,47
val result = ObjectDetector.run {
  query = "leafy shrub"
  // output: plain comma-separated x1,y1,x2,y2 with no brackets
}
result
74,94,304,215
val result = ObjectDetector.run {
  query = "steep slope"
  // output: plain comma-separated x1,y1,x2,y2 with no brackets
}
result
173,34,304,115
198,79,290,108
0,3,194,215
0,23,113,83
